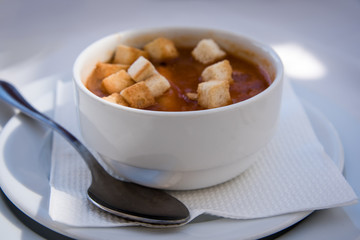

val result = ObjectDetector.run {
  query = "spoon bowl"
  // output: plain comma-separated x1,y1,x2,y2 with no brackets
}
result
0,80,190,227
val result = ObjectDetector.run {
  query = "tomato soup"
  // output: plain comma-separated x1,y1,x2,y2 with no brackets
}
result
86,47,271,111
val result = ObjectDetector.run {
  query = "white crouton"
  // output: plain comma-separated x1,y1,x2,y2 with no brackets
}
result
113,45,149,65
197,80,231,109
102,93,129,106
120,81,155,109
101,70,135,94
144,74,171,98
201,60,233,83
186,92,198,101
127,56,157,82
94,62,129,80
144,37,179,61
192,39,226,64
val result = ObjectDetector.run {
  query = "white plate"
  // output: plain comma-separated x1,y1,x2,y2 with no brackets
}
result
0,79,343,240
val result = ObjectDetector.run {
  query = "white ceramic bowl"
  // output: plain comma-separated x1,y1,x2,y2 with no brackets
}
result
73,27,283,190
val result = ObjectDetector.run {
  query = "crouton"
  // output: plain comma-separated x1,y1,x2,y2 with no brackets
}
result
101,70,135,94
127,56,157,82
113,45,149,65
94,62,129,80
186,92,198,101
197,80,231,109
192,39,226,64
201,60,233,83
144,37,179,61
102,93,129,106
120,81,155,109
144,74,171,98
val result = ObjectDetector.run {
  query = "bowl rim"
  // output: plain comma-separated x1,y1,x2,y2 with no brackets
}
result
73,26,284,117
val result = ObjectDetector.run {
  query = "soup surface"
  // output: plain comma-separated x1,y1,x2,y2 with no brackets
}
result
86,47,271,111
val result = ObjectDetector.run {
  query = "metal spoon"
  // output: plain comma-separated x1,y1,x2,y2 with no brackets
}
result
0,80,190,226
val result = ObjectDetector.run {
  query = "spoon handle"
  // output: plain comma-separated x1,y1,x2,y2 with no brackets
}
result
0,80,105,176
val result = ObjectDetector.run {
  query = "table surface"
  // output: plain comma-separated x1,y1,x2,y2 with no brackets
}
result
1,0,360,239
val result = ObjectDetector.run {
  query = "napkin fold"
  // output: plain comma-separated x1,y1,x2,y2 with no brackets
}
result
49,79,357,227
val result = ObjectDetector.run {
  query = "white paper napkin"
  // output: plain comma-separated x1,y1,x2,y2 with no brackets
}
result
49,79,357,227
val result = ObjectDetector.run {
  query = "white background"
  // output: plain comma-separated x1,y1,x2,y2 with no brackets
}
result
0,0,360,239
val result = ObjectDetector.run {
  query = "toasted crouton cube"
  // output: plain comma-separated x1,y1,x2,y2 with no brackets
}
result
102,93,129,106
201,60,233,83
192,39,226,64
127,56,157,82
120,81,155,108
144,37,179,61
186,92,198,101
197,80,231,109
101,70,135,94
94,62,129,80
144,74,171,98
114,45,149,65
